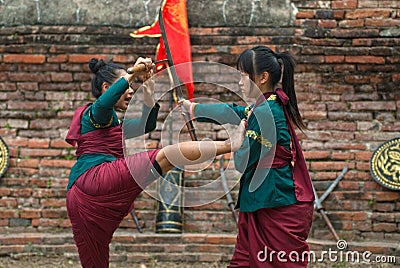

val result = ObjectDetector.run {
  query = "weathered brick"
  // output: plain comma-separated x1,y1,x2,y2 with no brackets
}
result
331,152,354,160
352,38,372,46
112,55,136,64
47,54,68,63
31,218,63,227
332,0,358,9
342,200,370,211
20,209,41,219
296,11,315,19
303,111,327,120
325,142,367,150
354,221,372,231
19,148,62,157
305,131,332,141
373,223,397,232
318,20,337,28
16,82,39,91
19,129,61,138
333,64,356,72
12,188,32,197
50,139,71,148
32,188,66,198
16,159,40,168
7,101,48,110
6,119,28,129
0,91,24,100
310,161,352,171
338,19,365,28
68,54,107,63
0,188,11,196
30,119,71,130
28,138,50,148
2,137,29,147
325,55,344,63
372,213,395,223
8,72,51,82
315,10,334,19
375,192,400,202
350,101,396,111
366,18,400,27
50,72,73,82
339,181,360,190
40,198,67,208
358,0,378,8
206,234,237,245
41,209,68,219
346,56,385,64
373,203,395,212
307,121,356,131
0,198,17,207
40,159,74,168
355,151,373,161
303,151,330,160
330,28,380,38
397,100,400,109
0,209,19,218
3,54,45,64
331,211,367,221
346,9,392,19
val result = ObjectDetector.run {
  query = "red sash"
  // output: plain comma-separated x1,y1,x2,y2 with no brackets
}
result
255,144,292,169
66,104,124,159
252,90,314,202
66,103,91,147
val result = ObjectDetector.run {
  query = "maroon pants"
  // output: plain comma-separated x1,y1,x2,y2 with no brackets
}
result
228,202,314,268
66,149,160,268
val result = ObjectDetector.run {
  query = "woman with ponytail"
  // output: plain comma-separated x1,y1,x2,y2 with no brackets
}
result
65,57,246,268
181,46,314,267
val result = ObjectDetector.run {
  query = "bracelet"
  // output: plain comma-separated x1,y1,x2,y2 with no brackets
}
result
189,102,196,120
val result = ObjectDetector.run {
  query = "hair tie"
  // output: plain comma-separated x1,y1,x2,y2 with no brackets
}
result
95,60,106,73
90,59,106,74
275,53,283,65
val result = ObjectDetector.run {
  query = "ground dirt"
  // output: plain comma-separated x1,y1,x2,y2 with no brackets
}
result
0,255,396,268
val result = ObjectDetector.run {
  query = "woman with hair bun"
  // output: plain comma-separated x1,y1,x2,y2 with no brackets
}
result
65,57,246,268
181,46,314,267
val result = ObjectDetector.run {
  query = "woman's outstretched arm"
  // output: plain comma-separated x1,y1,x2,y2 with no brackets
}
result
179,99,247,125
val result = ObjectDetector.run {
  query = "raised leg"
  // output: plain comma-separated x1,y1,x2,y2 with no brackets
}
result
156,119,246,174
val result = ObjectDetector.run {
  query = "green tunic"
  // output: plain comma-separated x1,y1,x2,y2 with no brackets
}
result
67,78,159,191
194,95,297,212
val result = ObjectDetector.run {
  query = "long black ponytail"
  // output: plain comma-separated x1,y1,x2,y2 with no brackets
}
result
237,46,306,131
276,51,306,131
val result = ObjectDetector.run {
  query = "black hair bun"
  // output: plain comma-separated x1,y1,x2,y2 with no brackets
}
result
89,58,106,74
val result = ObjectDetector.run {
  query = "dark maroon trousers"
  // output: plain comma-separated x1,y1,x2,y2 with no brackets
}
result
228,202,314,268
66,149,160,268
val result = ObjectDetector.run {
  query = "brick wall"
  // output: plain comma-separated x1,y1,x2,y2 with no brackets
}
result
292,0,400,241
0,0,399,242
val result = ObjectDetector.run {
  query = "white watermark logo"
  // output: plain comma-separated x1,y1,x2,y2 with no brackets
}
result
257,240,397,264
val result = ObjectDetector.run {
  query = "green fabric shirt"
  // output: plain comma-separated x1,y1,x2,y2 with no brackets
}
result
67,77,159,191
194,95,297,212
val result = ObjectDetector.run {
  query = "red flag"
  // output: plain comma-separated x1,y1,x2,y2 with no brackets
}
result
130,0,194,100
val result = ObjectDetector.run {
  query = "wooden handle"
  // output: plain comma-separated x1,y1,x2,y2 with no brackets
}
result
127,63,148,74
126,59,168,74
